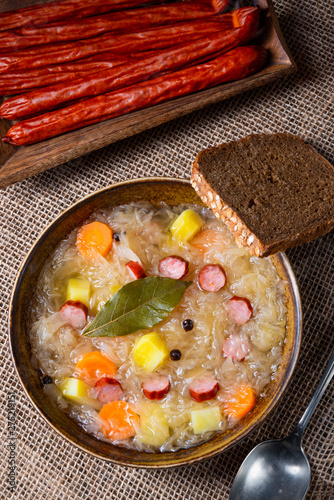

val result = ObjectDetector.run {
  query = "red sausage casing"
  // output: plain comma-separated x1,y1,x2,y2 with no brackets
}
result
0,0,168,32
142,375,170,400
3,47,268,146
158,256,189,280
94,377,123,404
126,261,146,280
198,264,226,291
225,296,253,325
0,17,261,115
0,7,260,112
59,300,88,329
0,53,139,95
0,18,237,73
0,0,232,51
189,376,219,402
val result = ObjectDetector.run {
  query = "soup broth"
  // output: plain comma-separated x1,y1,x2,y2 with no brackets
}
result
30,203,287,452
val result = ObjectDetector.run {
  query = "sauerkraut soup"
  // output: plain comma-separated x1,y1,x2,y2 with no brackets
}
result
30,203,287,452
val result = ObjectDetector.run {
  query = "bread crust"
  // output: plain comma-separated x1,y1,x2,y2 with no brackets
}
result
191,133,334,257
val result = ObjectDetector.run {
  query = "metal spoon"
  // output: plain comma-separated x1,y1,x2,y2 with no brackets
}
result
229,349,334,500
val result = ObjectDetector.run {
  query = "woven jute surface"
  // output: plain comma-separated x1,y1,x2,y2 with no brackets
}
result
1,0,333,498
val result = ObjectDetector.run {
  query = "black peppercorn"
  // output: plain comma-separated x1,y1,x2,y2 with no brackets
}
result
112,232,120,242
42,375,53,385
182,319,194,331
170,349,182,361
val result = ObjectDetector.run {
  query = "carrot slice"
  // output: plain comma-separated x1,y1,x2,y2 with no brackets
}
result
191,229,225,255
223,384,256,421
76,221,112,258
99,401,139,440
76,351,116,382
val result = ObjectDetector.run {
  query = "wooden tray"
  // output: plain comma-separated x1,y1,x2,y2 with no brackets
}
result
0,0,296,189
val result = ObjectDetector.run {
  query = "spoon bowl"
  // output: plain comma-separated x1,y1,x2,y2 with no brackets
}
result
229,433,310,500
229,349,334,500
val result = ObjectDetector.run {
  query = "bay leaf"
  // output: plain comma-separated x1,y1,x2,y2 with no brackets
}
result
83,276,192,337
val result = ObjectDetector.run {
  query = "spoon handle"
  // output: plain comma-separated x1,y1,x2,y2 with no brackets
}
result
294,349,334,438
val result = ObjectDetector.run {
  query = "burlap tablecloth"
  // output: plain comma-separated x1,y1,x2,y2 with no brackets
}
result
1,0,333,498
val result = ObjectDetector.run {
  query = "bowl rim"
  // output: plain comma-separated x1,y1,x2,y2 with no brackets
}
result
9,176,303,468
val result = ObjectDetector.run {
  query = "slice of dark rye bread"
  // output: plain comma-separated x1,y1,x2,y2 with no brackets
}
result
191,133,334,257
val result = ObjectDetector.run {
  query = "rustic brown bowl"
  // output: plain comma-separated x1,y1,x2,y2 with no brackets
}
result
9,177,302,468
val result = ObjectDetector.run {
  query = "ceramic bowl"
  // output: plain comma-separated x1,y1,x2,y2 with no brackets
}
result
9,177,302,468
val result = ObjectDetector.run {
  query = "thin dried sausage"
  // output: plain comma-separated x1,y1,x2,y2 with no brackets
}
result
126,261,147,280
59,300,88,329
0,55,134,95
225,296,253,324
0,0,231,51
0,51,158,95
222,333,251,361
94,377,123,404
3,45,267,144
142,375,170,400
189,376,219,402
198,264,226,291
0,8,260,117
2,46,268,146
158,256,189,279
0,17,239,73
0,0,167,32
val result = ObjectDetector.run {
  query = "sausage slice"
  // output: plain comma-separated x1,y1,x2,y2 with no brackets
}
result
59,300,88,329
222,333,251,361
189,376,219,402
126,261,146,280
198,264,226,291
94,377,123,404
142,375,170,400
226,296,253,325
158,255,189,279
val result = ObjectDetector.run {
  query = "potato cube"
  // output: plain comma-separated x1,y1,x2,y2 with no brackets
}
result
170,209,203,243
132,332,169,372
191,406,222,434
138,403,170,447
67,277,91,307
59,377,101,411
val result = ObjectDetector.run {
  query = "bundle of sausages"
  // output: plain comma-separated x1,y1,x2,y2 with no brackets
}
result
0,0,268,146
